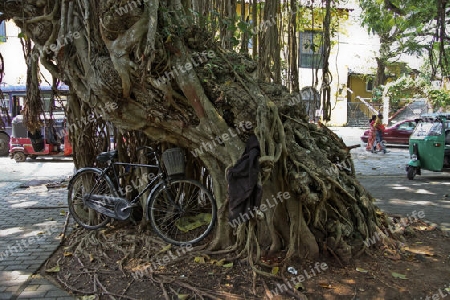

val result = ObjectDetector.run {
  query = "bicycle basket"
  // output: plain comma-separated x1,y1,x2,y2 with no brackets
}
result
162,148,185,177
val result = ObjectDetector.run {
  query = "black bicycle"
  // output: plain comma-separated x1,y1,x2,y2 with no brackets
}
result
67,146,217,245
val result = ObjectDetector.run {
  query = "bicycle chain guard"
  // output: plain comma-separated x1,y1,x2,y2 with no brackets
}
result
83,194,130,220
114,198,132,221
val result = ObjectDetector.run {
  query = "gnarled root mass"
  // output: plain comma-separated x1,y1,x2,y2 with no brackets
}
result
0,0,398,298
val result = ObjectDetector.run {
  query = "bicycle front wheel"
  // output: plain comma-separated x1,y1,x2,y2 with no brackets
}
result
68,168,114,230
148,179,217,245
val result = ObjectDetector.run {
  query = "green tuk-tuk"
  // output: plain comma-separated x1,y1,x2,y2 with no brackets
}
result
406,113,450,180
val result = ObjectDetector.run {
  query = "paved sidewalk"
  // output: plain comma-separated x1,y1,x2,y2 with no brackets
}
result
351,146,410,176
0,181,75,299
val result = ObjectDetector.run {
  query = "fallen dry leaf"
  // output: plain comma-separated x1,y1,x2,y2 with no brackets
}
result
194,256,205,264
391,272,407,280
319,283,333,289
404,246,434,256
45,265,60,273
271,267,279,275
356,267,368,273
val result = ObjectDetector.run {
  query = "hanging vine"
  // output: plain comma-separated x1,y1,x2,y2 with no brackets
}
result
0,52,8,130
288,0,299,92
21,37,43,133
321,0,332,121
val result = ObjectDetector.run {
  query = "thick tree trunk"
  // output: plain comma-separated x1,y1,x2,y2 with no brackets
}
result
0,0,386,266
288,0,299,93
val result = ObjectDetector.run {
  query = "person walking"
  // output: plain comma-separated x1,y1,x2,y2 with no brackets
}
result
373,114,387,154
366,115,377,152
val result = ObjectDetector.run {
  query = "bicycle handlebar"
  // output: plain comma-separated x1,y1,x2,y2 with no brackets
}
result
137,146,159,165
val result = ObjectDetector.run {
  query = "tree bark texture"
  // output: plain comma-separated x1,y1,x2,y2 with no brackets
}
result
0,0,387,263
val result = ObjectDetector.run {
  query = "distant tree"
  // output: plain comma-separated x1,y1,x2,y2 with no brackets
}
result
359,0,449,84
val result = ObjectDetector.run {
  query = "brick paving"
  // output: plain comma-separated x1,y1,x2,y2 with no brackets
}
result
0,157,75,300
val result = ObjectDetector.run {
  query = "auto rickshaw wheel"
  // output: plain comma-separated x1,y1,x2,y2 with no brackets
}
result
13,152,26,163
407,166,416,180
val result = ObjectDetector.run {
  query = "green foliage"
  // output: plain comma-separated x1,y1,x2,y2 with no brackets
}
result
427,89,450,110
359,0,439,76
372,86,383,102
373,75,426,109
385,76,418,109
381,73,450,111
233,64,246,74
18,31,27,39
237,20,250,33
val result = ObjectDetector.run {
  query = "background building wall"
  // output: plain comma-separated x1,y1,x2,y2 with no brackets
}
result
0,20,52,86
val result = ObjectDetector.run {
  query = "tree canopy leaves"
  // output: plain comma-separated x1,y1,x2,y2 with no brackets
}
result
359,0,448,78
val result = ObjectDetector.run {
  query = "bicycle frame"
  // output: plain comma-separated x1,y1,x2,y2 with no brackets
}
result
69,147,217,244
109,161,164,207
76,148,168,208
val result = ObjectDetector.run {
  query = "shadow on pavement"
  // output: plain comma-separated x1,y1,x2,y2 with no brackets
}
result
357,173,450,230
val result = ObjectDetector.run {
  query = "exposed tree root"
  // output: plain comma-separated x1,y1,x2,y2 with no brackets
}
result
51,226,296,299
51,205,403,299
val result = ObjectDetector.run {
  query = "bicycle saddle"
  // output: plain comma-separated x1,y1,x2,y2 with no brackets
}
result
96,150,118,162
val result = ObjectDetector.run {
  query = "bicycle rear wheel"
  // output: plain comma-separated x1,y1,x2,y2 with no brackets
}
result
148,179,217,245
68,168,114,230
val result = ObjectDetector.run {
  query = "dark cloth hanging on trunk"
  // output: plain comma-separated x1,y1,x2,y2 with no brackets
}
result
227,134,262,223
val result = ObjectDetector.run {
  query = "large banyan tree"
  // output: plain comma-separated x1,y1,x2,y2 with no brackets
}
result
1,0,391,297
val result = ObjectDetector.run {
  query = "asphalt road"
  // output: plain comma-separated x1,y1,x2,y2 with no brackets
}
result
331,127,450,231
